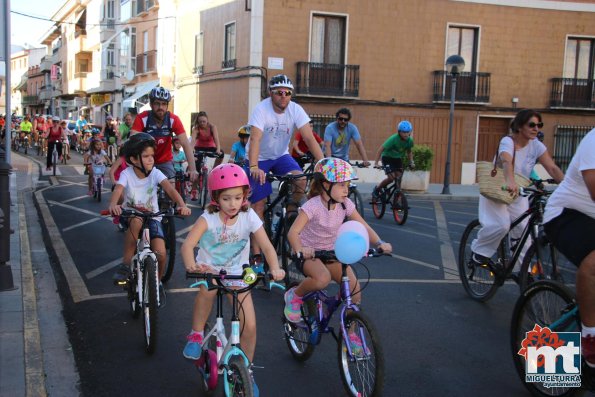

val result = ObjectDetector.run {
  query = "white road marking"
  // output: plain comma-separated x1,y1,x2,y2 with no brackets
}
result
444,209,477,216
434,201,458,279
390,253,440,270
47,200,110,218
408,215,435,221
62,217,103,232
86,258,123,279
366,220,437,239
35,191,91,303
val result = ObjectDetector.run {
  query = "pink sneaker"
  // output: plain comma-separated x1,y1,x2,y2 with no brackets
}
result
349,333,370,356
283,287,303,323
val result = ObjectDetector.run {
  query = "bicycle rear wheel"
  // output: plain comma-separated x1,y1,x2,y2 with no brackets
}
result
338,311,385,397
224,355,253,397
510,281,581,397
128,263,141,318
457,219,500,301
142,256,159,354
161,217,176,283
349,187,365,219
519,242,563,293
392,191,408,225
371,191,386,219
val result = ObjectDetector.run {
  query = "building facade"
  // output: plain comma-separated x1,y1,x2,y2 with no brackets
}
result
10,47,46,115
175,0,595,184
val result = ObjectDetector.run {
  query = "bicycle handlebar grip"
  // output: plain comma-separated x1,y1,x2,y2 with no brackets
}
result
100,210,110,216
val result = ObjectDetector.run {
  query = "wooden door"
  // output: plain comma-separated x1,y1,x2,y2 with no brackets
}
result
477,117,511,162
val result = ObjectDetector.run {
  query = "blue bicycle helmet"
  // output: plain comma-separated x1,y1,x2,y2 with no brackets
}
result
397,120,413,133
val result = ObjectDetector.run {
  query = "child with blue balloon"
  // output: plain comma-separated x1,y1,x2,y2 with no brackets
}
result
285,158,392,337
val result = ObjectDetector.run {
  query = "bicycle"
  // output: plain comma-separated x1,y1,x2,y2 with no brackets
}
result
173,166,191,203
106,139,118,164
371,165,409,225
186,268,283,397
283,249,386,397
263,171,313,285
192,150,224,208
156,183,180,284
37,136,47,157
510,280,593,396
61,137,70,164
51,142,59,176
101,208,174,354
458,180,562,301
348,161,368,219
89,163,107,202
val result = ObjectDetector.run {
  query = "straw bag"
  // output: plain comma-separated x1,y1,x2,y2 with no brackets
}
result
476,137,531,205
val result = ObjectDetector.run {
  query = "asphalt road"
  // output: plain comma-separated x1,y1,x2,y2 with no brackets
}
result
24,151,581,397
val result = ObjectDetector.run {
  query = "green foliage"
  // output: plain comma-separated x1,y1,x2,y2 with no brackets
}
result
412,145,434,171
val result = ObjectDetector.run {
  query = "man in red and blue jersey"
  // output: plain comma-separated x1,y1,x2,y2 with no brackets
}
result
130,87,197,180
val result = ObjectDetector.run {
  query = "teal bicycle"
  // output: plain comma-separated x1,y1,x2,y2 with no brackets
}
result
186,267,283,397
510,280,593,396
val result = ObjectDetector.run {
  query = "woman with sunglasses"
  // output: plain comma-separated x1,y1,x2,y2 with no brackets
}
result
45,116,68,171
469,109,564,268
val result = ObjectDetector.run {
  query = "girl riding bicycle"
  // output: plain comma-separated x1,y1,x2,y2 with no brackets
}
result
180,163,284,393
285,158,392,326
109,133,191,286
84,138,111,195
172,136,187,172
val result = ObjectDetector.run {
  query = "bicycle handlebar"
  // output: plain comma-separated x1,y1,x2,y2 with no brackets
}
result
265,172,314,183
351,161,370,168
194,150,224,159
290,248,387,262
100,208,176,218
186,266,281,293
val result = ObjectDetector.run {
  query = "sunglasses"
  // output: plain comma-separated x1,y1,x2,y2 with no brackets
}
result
337,117,350,122
528,122,544,129
272,90,292,97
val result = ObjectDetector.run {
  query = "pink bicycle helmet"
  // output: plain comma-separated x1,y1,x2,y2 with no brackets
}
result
208,163,250,193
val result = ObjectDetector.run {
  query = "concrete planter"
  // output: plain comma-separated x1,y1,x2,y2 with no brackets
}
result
401,170,430,193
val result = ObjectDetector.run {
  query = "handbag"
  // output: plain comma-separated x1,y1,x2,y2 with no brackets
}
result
476,136,531,205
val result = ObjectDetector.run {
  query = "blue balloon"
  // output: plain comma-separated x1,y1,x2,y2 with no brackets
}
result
335,231,368,264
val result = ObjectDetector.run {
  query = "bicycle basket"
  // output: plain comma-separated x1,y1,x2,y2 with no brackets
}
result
92,164,106,175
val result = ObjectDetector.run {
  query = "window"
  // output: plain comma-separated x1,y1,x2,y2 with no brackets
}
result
564,37,595,79
195,32,204,74
311,15,345,64
223,22,236,69
106,44,115,66
106,0,115,29
446,26,479,72
79,60,89,73
121,0,131,21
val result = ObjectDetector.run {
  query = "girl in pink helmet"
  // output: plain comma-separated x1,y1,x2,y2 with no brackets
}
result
180,164,284,392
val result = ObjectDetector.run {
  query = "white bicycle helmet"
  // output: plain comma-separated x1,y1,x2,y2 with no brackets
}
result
269,74,294,90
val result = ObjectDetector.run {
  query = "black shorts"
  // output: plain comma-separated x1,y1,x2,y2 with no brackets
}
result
544,208,595,266
381,156,404,174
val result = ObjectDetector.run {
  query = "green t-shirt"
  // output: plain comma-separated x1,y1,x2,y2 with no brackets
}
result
119,123,131,141
381,134,414,159
20,121,33,132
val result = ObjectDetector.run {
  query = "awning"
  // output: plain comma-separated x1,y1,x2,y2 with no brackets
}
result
122,80,159,110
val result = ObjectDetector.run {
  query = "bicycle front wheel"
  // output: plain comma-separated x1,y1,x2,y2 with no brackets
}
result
96,177,102,202
142,256,159,354
284,293,317,362
52,151,57,176
392,191,408,225
161,217,176,283
457,219,500,301
280,212,298,285
518,242,563,292
338,311,385,397
128,265,140,318
510,281,580,397
224,356,253,397
349,188,365,219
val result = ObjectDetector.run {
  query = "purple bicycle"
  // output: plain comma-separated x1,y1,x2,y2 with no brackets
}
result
283,249,386,397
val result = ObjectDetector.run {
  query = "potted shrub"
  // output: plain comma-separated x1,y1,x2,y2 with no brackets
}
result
401,144,434,193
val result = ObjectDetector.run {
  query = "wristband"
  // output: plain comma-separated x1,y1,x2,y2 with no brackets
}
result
250,165,258,169
375,239,386,247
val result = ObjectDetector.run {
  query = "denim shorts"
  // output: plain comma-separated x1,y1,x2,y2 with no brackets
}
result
245,154,302,203
120,217,165,241
156,161,175,178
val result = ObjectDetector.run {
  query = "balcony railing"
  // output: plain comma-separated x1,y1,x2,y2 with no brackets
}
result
550,78,595,109
22,95,40,105
295,62,359,97
135,51,156,74
222,59,236,69
432,71,491,103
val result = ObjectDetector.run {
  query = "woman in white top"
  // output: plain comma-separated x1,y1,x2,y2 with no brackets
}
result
470,109,564,267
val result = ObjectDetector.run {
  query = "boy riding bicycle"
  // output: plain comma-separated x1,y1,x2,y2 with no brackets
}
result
372,120,415,198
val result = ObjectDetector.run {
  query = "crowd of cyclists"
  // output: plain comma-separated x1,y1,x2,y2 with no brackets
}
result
7,72,595,395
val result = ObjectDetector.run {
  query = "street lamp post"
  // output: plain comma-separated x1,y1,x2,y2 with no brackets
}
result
441,54,465,195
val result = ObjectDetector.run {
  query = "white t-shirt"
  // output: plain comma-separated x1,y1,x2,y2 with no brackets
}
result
195,209,263,275
544,128,595,222
498,136,546,178
89,149,108,165
247,98,310,160
118,167,167,215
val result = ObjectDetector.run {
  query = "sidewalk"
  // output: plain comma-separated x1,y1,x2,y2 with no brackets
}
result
0,152,79,397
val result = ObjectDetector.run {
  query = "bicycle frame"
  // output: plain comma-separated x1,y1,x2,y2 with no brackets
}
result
133,219,160,306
